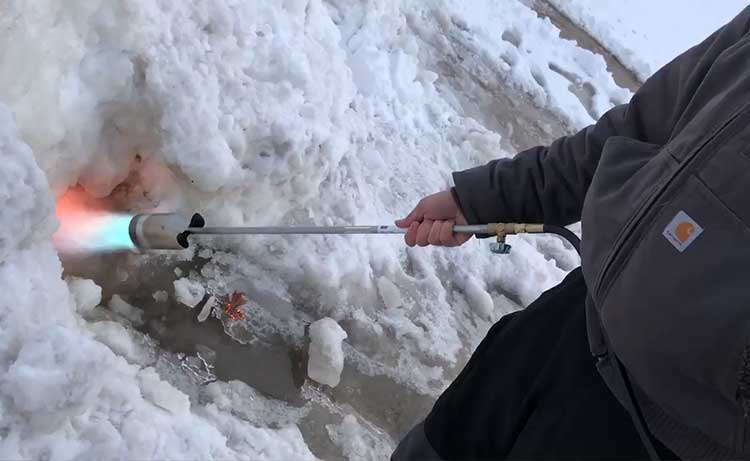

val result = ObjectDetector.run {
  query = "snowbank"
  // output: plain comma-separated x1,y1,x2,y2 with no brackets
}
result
0,102,315,459
548,0,748,80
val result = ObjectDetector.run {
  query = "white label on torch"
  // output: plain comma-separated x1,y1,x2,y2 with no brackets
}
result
378,226,405,234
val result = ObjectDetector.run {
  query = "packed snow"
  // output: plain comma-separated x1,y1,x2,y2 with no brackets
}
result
548,0,748,80
0,0,636,459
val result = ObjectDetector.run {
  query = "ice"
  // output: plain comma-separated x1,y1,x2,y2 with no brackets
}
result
109,295,144,326
327,414,395,461
308,318,348,388
87,320,153,366
204,380,306,428
138,367,190,415
67,277,102,315
173,278,206,308
197,295,217,323
152,290,168,303
548,0,748,80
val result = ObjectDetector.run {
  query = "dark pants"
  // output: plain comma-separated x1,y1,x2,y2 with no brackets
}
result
393,269,677,460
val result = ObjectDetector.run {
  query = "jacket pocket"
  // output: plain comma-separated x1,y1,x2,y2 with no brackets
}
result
600,174,750,451
580,137,678,295
699,142,750,226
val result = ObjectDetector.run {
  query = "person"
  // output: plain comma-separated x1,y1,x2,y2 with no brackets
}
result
392,6,750,460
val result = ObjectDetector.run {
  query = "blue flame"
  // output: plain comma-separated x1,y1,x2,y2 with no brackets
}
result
54,212,135,254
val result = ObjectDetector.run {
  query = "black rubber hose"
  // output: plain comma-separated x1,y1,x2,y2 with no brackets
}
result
542,225,581,255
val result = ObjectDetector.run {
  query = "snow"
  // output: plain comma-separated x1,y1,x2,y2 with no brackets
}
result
464,277,495,321
173,278,206,308
0,0,632,458
376,276,403,309
548,0,748,80
308,318,348,388
0,107,55,261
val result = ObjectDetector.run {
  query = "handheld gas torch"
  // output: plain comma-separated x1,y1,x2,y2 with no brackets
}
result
128,213,581,255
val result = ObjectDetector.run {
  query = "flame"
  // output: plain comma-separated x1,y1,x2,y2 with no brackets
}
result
53,189,135,253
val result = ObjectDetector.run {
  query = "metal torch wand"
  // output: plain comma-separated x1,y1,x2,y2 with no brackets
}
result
129,213,579,255
186,224,487,236
185,223,556,254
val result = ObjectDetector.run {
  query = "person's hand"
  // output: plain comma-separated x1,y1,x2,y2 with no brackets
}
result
395,190,472,247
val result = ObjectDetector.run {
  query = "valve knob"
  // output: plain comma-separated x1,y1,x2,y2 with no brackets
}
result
489,242,512,254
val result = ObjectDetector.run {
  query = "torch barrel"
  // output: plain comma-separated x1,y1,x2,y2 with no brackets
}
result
127,212,495,251
129,213,192,251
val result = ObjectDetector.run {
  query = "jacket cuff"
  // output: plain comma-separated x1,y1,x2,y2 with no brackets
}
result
452,165,494,225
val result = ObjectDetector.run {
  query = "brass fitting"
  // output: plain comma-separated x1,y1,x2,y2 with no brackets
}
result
486,223,545,254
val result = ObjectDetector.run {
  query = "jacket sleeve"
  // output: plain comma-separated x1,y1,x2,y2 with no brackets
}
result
452,6,750,227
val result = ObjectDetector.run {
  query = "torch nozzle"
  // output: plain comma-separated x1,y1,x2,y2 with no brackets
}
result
129,213,205,251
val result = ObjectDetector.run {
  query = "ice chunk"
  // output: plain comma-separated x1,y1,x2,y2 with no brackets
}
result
308,318,348,388
152,290,168,303
197,295,216,323
116,268,129,283
109,295,144,326
67,277,102,315
173,278,205,308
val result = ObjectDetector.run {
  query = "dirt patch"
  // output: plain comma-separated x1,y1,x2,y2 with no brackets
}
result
526,0,642,93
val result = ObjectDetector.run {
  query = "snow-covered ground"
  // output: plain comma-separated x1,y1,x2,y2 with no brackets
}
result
0,0,699,459
547,0,748,81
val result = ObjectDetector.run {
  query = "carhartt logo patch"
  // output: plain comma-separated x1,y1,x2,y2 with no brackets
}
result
663,211,703,252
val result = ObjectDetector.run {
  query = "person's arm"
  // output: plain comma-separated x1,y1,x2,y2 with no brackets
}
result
453,6,750,227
